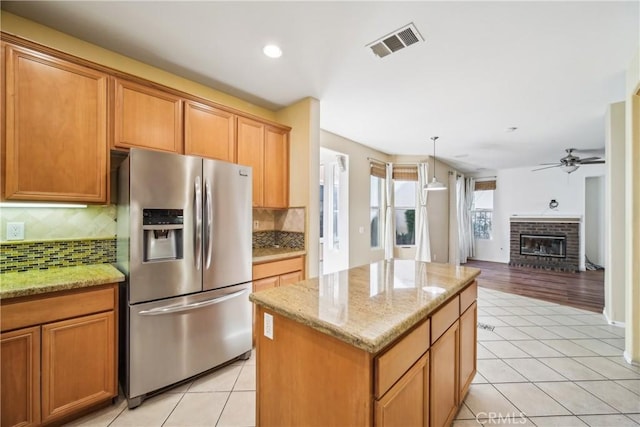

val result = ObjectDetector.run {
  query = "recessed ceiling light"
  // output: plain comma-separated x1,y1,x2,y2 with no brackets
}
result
263,44,282,58
505,127,518,132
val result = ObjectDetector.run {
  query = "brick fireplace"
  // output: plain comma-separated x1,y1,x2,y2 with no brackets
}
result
509,216,580,272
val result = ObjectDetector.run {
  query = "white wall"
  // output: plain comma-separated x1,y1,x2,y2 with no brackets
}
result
320,130,391,268
605,102,626,324
473,163,606,271
585,176,605,266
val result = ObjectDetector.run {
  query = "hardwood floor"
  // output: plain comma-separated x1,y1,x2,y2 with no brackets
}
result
465,260,604,313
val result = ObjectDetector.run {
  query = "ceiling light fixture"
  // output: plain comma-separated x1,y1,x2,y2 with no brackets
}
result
505,127,518,132
560,164,579,174
263,44,282,58
425,136,447,191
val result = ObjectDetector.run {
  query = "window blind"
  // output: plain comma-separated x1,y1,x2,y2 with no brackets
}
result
475,180,496,191
370,161,386,178
392,164,418,181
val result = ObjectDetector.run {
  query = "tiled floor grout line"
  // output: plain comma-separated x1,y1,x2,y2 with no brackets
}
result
160,391,188,427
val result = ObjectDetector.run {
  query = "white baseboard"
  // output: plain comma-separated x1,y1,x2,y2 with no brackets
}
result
602,310,626,327
623,351,640,367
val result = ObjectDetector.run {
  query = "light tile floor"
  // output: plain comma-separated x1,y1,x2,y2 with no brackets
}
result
69,286,639,426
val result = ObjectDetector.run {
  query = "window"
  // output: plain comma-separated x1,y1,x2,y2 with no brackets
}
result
394,181,416,245
370,176,383,248
472,189,494,239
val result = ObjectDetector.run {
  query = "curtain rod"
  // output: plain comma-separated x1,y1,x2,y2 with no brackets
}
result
475,176,497,181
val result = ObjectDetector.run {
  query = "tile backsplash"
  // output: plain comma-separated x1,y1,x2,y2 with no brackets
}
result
1,238,116,272
0,205,117,242
253,207,305,249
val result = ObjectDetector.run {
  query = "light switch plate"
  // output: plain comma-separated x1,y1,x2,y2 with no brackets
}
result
264,313,274,340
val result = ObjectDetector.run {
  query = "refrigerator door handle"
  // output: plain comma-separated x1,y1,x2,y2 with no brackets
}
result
194,176,202,270
138,289,248,316
204,179,213,269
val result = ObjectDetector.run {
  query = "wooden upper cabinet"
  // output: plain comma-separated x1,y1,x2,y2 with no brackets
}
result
237,116,265,206
184,101,235,162
3,44,108,202
264,126,289,208
113,78,183,153
237,116,289,208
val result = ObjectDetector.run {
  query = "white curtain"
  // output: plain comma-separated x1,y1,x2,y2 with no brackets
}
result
463,178,475,261
383,163,394,260
448,172,460,265
415,162,431,262
456,176,475,263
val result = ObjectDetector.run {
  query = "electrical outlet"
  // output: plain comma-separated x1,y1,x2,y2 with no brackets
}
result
253,220,260,229
264,312,274,340
7,222,25,241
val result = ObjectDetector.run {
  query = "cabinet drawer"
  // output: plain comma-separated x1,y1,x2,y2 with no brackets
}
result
460,281,477,313
1,285,116,332
253,257,304,280
375,319,430,398
431,296,460,344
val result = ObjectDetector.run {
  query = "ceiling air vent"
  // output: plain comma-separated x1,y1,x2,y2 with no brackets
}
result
366,23,424,59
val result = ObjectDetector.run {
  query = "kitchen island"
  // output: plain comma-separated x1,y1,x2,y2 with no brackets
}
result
250,259,480,427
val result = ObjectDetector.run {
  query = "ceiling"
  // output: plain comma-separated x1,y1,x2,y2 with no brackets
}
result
2,1,638,173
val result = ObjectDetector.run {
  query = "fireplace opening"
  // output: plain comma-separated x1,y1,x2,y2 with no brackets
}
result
520,234,566,258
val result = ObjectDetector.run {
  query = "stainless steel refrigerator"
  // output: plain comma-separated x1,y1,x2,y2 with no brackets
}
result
116,148,252,408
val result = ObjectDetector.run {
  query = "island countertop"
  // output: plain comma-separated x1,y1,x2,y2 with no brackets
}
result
249,259,480,353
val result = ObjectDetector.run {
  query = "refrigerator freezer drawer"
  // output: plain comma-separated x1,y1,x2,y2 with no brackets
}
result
125,283,252,400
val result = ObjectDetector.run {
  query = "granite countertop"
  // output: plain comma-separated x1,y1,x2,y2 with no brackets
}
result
253,247,306,263
0,264,125,300
250,259,480,353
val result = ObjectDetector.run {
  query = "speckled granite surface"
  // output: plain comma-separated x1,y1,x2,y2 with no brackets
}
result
250,259,480,353
0,264,124,299
253,248,306,263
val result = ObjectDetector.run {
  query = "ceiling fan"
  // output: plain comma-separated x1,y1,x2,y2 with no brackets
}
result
532,148,605,174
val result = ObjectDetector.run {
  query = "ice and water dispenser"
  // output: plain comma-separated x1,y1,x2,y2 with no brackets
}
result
142,209,184,262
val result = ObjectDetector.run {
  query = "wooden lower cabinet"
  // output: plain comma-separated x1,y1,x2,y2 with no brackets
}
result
0,284,118,427
430,320,460,427
1,327,40,427
375,352,429,427
41,312,116,424
459,301,477,401
252,256,305,343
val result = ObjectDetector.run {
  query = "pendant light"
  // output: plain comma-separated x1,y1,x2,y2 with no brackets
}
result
425,136,446,191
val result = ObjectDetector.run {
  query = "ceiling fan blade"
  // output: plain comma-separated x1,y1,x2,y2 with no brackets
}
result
532,164,561,172
580,159,605,165
539,162,562,165
577,157,601,163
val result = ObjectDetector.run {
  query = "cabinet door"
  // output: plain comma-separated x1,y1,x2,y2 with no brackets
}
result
4,44,108,202
430,321,459,427
184,101,235,162
279,270,302,286
1,327,41,427
264,126,289,208
375,352,428,427
459,301,477,401
41,311,115,424
237,116,265,206
113,78,183,153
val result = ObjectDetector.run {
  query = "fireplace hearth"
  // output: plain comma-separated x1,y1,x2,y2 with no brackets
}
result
510,216,580,272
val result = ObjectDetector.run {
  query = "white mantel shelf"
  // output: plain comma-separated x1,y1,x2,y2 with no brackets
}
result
510,215,582,223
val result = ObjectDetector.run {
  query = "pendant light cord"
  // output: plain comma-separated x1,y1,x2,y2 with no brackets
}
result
431,136,439,180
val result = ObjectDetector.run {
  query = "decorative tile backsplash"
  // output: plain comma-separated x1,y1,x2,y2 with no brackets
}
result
253,231,304,249
1,238,116,272
252,207,306,249
253,207,305,233
0,205,117,242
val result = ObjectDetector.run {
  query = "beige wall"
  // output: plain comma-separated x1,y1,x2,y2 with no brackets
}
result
625,49,640,365
391,155,452,263
320,131,390,268
605,102,626,324
0,11,276,121
276,98,320,277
